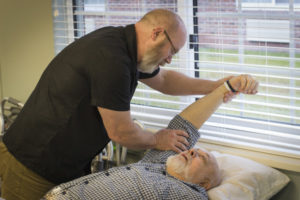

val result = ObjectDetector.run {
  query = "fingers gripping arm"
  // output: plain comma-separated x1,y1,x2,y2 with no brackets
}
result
98,107,189,153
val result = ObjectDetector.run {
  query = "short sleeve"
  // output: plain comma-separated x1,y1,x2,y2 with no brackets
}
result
88,54,133,111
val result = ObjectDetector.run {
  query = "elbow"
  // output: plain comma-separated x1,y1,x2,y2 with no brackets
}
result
106,125,135,145
107,128,123,143
157,86,177,95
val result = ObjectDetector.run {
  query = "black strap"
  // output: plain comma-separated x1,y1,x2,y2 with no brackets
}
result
226,80,237,92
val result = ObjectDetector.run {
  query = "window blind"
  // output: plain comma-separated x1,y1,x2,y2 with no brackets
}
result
52,0,300,159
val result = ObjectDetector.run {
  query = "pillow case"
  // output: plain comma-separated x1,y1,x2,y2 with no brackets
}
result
207,151,290,200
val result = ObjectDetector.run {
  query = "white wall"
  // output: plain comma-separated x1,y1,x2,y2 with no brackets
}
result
0,0,54,102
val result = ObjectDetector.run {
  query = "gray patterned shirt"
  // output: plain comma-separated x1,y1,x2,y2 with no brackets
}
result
44,115,208,200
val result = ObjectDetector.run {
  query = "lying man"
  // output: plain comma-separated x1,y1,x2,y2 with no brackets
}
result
44,74,258,199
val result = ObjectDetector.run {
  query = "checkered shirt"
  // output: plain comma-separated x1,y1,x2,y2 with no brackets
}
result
44,115,208,200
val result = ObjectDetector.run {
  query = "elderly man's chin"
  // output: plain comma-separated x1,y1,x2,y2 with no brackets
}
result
166,155,186,175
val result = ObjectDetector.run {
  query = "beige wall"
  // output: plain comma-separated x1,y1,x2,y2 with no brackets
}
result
0,0,54,102
0,1,299,199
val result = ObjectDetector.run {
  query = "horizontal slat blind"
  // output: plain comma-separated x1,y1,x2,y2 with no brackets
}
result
195,0,300,159
52,0,300,158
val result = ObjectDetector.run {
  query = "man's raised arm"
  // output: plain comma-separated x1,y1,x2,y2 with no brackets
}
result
141,74,258,163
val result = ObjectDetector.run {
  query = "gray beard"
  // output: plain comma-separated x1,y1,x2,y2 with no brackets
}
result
166,155,187,176
137,40,166,73
137,50,160,73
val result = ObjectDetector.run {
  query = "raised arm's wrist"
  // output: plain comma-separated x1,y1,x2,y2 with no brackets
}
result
215,76,233,90
218,83,231,95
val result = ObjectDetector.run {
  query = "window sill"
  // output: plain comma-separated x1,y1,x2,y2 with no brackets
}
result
196,139,300,173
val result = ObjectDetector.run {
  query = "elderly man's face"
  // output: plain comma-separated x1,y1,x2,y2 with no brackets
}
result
166,148,221,190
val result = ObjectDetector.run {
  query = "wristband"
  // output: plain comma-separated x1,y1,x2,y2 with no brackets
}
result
224,81,231,91
226,80,237,93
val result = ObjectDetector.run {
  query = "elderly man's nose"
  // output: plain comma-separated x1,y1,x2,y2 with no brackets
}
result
166,56,172,64
190,149,198,157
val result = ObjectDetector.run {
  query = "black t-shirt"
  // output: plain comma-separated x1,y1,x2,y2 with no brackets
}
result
3,24,160,184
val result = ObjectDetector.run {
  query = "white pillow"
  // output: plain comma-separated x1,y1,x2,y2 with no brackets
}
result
208,151,290,200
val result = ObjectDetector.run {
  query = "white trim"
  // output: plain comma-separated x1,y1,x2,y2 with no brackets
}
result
246,19,290,43
74,10,144,17
66,0,75,44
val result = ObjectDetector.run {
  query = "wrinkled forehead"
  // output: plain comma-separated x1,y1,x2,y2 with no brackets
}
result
193,148,217,163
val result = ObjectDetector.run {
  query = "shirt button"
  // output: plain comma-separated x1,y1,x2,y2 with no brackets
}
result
145,167,149,171
105,172,110,176
162,171,166,175
126,166,131,170
62,191,66,195
84,180,89,184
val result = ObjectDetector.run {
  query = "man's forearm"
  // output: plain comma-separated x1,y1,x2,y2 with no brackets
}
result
144,69,222,96
108,121,157,150
179,84,228,129
160,70,221,95
98,107,158,150
179,74,258,129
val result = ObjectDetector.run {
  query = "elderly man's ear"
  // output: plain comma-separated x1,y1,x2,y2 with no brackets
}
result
199,179,211,190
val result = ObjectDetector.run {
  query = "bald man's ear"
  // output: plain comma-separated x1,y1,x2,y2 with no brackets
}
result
151,27,164,40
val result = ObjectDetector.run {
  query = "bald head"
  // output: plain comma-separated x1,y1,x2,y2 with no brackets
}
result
135,9,187,69
139,9,184,34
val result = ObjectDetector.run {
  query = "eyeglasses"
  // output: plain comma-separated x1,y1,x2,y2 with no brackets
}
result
164,30,177,55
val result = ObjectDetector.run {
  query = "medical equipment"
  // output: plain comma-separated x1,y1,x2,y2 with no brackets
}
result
0,97,24,196
91,119,143,173
0,97,24,137
91,139,129,172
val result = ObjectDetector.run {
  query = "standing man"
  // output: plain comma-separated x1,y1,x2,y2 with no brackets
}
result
0,9,234,199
